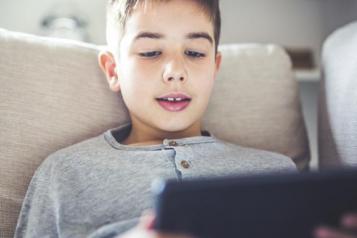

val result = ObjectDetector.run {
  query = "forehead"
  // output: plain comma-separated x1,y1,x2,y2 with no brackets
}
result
124,0,214,37
131,0,212,18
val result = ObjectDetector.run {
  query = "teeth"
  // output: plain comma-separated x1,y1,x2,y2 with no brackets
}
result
159,97,188,102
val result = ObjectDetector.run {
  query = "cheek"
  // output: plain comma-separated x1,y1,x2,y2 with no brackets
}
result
189,63,216,94
200,79,215,101
119,61,158,100
129,59,161,80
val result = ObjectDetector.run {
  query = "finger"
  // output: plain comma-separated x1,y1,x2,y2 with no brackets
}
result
138,210,156,230
117,227,158,238
314,226,357,238
342,214,357,229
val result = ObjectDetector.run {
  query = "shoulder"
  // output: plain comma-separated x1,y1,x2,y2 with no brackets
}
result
213,139,297,172
54,133,111,158
35,133,113,176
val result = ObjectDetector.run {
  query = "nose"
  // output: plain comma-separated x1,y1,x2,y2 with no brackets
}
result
163,57,187,83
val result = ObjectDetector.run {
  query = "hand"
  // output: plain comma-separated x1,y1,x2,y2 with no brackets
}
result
117,211,194,238
314,213,357,238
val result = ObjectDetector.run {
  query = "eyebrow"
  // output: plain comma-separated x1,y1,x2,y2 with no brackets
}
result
134,32,164,41
186,32,213,45
133,31,213,45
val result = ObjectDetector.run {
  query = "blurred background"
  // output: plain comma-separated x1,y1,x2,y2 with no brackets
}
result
1,0,356,168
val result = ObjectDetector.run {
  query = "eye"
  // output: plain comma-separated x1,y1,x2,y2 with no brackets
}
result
139,51,162,58
185,50,205,58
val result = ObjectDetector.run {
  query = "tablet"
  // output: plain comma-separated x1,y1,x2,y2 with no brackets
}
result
152,168,357,238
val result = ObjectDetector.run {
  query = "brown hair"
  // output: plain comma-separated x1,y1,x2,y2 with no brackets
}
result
106,0,221,53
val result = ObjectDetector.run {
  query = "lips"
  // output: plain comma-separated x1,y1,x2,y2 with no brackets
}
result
156,93,192,112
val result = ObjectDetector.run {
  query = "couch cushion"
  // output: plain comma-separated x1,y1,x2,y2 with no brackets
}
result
319,21,357,168
0,29,130,238
0,28,309,237
204,44,309,169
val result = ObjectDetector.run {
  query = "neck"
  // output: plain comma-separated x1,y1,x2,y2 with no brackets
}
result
122,119,202,146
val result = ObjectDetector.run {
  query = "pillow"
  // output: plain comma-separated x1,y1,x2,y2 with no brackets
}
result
0,29,129,238
0,28,309,237
205,44,309,169
319,21,357,168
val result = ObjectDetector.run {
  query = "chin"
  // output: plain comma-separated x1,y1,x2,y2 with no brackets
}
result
158,124,191,133
155,120,196,133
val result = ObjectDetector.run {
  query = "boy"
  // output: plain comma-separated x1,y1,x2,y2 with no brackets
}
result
15,0,297,237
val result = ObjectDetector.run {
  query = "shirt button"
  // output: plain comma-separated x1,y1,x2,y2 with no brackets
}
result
168,141,178,146
181,160,190,169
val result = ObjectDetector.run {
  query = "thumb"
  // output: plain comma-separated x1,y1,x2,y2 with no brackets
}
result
342,213,357,229
138,210,156,230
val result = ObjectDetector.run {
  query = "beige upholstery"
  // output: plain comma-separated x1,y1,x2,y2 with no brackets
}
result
0,28,309,237
204,44,309,168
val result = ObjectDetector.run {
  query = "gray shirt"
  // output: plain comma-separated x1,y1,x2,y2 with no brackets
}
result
15,123,297,238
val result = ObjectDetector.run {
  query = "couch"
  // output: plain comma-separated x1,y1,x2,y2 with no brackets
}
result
319,21,357,168
0,28,309,237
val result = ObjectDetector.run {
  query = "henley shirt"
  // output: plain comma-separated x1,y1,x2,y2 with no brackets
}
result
15,123,297,238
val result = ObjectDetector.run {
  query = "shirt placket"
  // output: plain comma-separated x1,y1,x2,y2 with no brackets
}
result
164,139,194,180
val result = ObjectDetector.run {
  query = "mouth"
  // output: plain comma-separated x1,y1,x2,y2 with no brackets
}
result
156,93,192,112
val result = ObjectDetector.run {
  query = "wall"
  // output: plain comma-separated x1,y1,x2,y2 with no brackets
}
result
322,0,357,39
220,0,326,66
1,1,356,45
1,0,356,65
0,0,107,44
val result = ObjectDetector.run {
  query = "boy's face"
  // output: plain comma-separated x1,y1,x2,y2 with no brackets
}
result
101,0,221,139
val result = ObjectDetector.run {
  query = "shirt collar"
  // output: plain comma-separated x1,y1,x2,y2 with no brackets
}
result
104,123,217,151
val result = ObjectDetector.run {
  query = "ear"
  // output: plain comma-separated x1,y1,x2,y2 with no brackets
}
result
98,50,121,92
213,51,222,80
